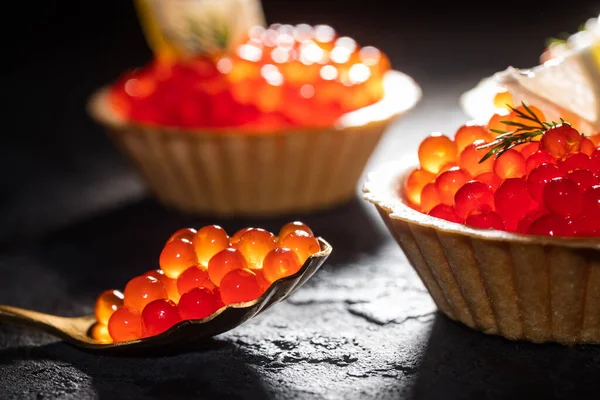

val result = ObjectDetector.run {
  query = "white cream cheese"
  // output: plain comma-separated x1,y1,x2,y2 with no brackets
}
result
462,14,600,133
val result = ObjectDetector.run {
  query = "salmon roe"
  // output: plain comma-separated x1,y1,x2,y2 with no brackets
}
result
193,225,229,267
234,228,277,269
95,222,320,343
109,24,390,131
159,238,198,279
407,108,600,238
143,269,180,303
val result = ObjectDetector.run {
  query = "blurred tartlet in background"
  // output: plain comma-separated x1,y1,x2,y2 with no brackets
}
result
460,14,600,134
88,0,421,216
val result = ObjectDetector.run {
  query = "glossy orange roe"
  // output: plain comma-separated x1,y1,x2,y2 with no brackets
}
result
123,275,167,313
454,124,494,153
97,221,319,343
94,289,124,325
177,265,216,295
91,323,112,344
166,228,197,244
262,247,302,283
420,183,441,213
435,167,470,206
279,230,321,264
234,228,277,269
159,238,198,279
493,149,526,179
459,141,494,176
409,106,600,238
193,225,229,267
109,24,390,131
278,221,314,241
418,133,458,174
207,248,248,286
108,308,142,342
229,227,253,245
487,111,511,133
144,269,180,303
404,168,435,205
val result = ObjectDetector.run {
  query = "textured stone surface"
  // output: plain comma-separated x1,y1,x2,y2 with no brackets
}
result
2,197,600,400
2,1,600,399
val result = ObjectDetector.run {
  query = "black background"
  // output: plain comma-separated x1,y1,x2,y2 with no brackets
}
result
1,1,600,399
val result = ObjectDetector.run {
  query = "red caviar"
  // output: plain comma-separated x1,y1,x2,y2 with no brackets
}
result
418,134,458,174
177,266,216,296
459,141,494,176
493,149,526,179
407,107,599,237
143,269,180,303
454,180,494,219
435,167,470,206
94,290,124,325
219,269,263,305
404,168,435,205
166,228,197,244
278,230,321,264
278,221,314,241
207,248,249,287
141,299,181,337
454,124,494,153
108,308,142,343
193,225,229,267
91,323,112,344
96,222,320,343
234,228,277,269
159,238,198,279
262,248,302,283
109,24,390,131
178,287,223,320
123,275,167,313
540,124,581,158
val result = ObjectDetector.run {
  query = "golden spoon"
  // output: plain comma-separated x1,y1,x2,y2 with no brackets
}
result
0,238,332,354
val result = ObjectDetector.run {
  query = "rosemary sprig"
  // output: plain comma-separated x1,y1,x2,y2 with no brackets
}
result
476,102,562,162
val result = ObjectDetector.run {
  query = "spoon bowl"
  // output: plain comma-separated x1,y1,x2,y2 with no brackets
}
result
0,238,332,354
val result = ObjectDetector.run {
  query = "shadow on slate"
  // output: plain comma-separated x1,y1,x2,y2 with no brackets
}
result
406,314,600,400
0,338,273,399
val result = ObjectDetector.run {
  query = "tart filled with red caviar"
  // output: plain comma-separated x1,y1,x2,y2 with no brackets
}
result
363,104,600,345
91,221,323,344
88,23,421,216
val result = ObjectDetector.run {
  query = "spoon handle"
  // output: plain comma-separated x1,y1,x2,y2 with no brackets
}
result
0,304,95,344
0,304,65,332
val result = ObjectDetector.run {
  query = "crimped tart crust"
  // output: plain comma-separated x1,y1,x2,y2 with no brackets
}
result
364,160,600,345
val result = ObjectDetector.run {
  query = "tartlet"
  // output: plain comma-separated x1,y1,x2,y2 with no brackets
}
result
363,104,600,345
88,24,421,216
364,159,600,345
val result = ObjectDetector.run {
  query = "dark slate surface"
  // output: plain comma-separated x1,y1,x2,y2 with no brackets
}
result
2,1,600,399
